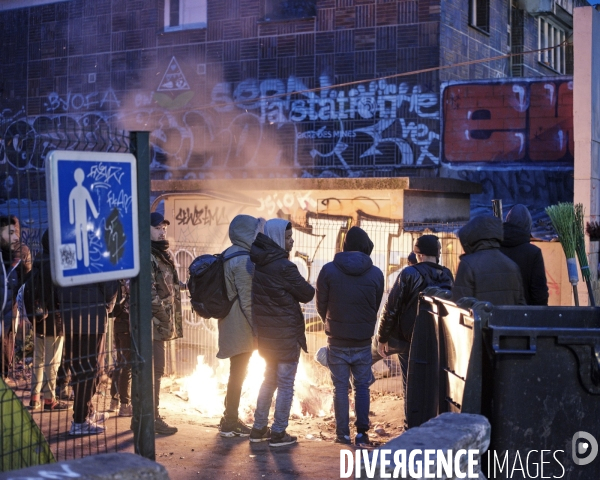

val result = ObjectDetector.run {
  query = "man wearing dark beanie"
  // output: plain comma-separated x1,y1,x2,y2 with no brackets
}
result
376,234,454,428
316,226,384,446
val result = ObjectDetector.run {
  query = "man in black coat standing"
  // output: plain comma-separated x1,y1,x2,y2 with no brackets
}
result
500,204,549,305
377,235,454,404
250,219,315,447
316,227,384,446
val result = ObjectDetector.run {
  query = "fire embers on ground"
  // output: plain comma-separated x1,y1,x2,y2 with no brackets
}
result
175,351,333,422
165,352,406,446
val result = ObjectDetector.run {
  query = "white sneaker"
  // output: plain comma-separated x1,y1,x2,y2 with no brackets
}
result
118,403,133,417
69,419,105,436
88,411,109,424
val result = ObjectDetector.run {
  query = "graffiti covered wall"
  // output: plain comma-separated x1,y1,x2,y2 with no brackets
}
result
0,60,575,213
442,78,574,163
439,77,575,209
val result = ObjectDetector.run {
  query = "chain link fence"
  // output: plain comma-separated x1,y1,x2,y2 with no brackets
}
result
0,119,150,470
169,216,464,399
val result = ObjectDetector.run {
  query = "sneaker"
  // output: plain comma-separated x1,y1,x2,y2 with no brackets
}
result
118,403,133,417
69,419,105,436
334,435,352,445
354,433,371,447
108,398,119,412
155,416,178,435
44,400,69,411
269,430,297,447
249,426,271,443
88,411,109,424
28,400,41,410
58,388,74,401
220,418,251,438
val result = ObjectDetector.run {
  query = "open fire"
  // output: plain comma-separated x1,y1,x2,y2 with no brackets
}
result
179,352,334,423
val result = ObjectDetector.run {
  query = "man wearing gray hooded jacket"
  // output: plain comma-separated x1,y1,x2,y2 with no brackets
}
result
219,214,265,437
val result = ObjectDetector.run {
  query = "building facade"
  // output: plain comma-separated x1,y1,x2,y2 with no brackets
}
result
0,0,586,209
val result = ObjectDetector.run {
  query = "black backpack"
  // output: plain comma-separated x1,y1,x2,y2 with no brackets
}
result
188,250,249,319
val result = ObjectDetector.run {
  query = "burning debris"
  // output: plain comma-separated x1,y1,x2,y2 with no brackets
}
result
176,352,333,423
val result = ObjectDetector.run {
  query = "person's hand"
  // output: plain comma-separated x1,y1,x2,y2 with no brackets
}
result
377,341,389,359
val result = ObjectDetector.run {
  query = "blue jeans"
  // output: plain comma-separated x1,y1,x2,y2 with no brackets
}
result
327,345,372,437
253,360,298,434
371,336,411,398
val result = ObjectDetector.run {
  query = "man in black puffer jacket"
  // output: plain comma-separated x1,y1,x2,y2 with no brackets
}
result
377,235,454,401
453,215,526,306
500,204,548,305
250,219,315,448
316,226,384,446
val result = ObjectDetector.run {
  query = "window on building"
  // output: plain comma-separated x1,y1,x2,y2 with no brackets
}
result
510,2,525,77
470,0,490,33
164,0,207,31
263,0,316,21
538,17,567,74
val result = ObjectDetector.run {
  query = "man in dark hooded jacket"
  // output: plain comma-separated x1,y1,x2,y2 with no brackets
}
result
453,215,526,305
377,235,454,402
316,226,384,446
499,204,548,305
250,219,315,448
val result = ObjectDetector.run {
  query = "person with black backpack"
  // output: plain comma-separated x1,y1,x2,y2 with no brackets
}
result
217,214,265,437
376,235,454,403
26,230,68,411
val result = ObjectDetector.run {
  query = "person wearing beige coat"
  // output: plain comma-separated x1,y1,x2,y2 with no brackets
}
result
218,214,265,437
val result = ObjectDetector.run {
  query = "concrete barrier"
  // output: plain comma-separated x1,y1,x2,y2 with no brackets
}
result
355,413,490,479
0,453,169,480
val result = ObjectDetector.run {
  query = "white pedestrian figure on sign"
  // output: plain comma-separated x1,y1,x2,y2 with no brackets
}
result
69,168,99,267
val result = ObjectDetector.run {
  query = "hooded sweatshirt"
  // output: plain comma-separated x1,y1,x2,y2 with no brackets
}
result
317,227,384,347
217,214,265,359
250,220,315,363
500,205,548,305
452,215,526,306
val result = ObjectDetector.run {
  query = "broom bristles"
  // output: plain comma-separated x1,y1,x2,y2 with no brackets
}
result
545,203,577,259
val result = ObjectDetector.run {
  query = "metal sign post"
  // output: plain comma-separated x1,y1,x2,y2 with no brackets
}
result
45,151,140,286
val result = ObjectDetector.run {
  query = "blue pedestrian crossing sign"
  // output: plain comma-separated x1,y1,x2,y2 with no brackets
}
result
46,150,140,286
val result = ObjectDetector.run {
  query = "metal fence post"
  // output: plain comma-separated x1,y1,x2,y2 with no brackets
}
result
129,131,155,460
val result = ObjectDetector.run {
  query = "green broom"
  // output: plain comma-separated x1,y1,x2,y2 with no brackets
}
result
546,203,580,305
575,203,595,306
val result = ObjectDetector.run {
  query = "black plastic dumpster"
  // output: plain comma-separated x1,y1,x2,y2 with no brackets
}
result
407,289,600,479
